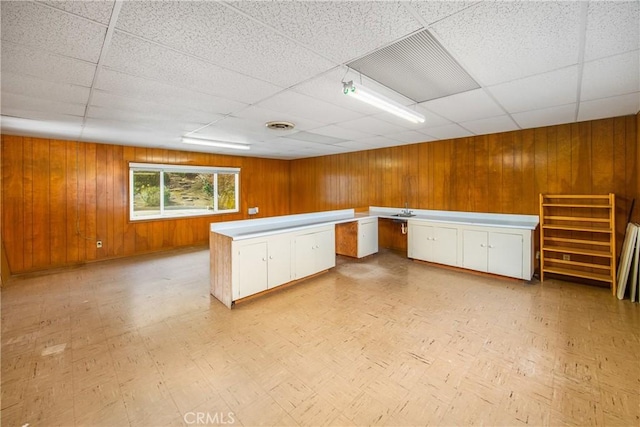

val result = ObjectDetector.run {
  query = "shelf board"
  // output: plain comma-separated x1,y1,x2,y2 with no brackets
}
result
543,216,610,222
545,257,611,270
542,203,612,208
543,195,612,199
544,236,611,246
542,224,612,233
543,245,612,258
543,266,613,283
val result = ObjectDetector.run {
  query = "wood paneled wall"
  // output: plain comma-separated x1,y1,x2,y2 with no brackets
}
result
1,136,291,275
291,116,639,257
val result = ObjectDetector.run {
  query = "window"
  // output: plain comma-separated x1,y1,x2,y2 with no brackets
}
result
129,163,239,220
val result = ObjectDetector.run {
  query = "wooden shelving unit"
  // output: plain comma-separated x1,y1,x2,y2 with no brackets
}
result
539,194,616,295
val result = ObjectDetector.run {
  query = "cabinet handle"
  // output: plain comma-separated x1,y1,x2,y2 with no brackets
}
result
480,244,485,247
262,257,267,261
488,245,494,249
269,256,273,260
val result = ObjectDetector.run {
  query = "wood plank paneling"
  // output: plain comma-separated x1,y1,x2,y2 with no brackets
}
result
2,136,291,275
290,116,638,261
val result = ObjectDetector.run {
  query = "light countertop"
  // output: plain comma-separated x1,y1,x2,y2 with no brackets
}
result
211,207,539,241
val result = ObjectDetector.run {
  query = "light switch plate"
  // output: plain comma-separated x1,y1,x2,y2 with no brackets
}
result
248,207,259,215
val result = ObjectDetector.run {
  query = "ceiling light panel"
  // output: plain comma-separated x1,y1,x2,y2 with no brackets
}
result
347,29,479,103
420,89,504,123
228,1,421,64
1,1,107,63
577,93,640,122
584,1,639,61
1,41,97,87
95,69,248,116
431,2,582,85
580,51,640,102
37,0,116,25
487,66,579,114
1,73,91,105
115,1,336,88
511,103,576,129
103,32,282,105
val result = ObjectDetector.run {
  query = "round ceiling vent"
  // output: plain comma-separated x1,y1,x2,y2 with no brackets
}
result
265,121,295,131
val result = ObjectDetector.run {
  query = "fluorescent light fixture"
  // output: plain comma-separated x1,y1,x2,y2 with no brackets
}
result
182,136,250,150
342,80,425,124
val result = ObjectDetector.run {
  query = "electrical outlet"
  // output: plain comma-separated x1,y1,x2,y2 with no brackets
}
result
96,240,102,248
562,254,570,261
248,207,259,215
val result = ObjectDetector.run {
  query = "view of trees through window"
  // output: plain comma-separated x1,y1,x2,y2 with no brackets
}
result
130,165,239,220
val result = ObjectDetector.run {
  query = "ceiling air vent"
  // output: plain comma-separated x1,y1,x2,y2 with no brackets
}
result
265,121,295,130
347,29,480,103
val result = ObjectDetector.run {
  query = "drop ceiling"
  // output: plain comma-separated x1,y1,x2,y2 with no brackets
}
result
1,1,638,160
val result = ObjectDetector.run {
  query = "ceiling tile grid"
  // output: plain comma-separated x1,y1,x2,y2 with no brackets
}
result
577,92,640,122
115,0,337,88
407,1,480,26
580,50,640,102
1,41,97,87
36,0,116,25
228,1,422,64
584,1,639,61
1,1,107,63
1,72,91,105
94,69,248,116
486,66,579,114
2,92,87,117
419,89,505,123
103,32,283,105
430,1,582,86
511,103,577,130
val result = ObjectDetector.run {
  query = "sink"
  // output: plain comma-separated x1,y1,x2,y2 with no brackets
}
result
391,213,416,217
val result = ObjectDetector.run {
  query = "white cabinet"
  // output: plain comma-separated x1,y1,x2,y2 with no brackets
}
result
358,218,378,258
462,228,528,279
234,234,292,299
294,226,335,279
408,222,458,266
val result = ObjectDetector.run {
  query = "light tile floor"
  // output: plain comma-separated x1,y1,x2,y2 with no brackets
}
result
1,248,639,426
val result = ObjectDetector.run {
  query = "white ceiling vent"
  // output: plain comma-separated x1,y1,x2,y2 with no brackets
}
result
347,29,480,103
265,121,295,130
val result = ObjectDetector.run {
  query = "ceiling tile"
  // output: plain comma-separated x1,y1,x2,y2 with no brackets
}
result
95,69,248,116
372,109,451,129
80,118,186,147
420,89,504,122
338,116,408,135
334,140,380,152
1,92,86,117
309,124,374,141
460,115,519,136
381,130,433,144
1,115,83,140
422,124,473,140
89,91,220,125
86,106,211,134
577,93,640,122
1,1,107,63
584,1,639,61
104,32,283,105
37,0,116,25
408,1,479,25
1,72,90,105
255,90,364,124
512,103,576,129
353,136,401,147
431,2,582,85
1,41,96,87
229,1,421,63
116,1,337,87
487,66,578,114
581,51,640,102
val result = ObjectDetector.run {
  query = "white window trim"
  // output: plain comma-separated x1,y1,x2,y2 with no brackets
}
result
129,163,240,221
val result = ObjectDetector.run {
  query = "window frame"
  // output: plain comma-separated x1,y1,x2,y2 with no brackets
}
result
129,162,240,221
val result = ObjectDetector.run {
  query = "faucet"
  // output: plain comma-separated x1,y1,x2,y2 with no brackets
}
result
402,202,412,215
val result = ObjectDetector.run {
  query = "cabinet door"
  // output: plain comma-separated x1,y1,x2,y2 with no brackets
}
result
358,219,378,258
294,232,317,279
488,232,523,279
267,237,291,288
463,230,488,272
432,226,458,266
408,224,432,261
315,229,336,272
238,242,268,298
